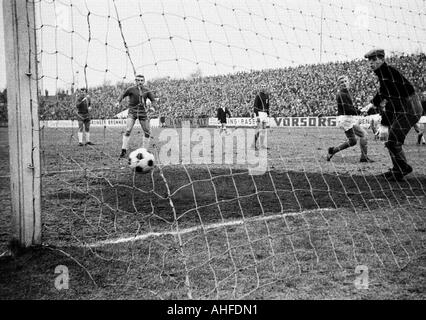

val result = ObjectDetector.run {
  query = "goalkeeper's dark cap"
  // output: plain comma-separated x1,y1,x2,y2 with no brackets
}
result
364,49,385,59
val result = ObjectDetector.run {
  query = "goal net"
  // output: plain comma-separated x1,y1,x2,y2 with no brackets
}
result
1,0,425,299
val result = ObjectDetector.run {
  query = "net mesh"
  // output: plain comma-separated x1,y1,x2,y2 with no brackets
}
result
1,0,425,299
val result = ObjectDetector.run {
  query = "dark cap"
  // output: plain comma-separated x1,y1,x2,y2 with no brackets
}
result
364,49,385,59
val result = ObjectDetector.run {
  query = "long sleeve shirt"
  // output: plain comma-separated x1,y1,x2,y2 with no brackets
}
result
371,62,416,125
336,88,360,116
253,92,270,116
76,94,91,115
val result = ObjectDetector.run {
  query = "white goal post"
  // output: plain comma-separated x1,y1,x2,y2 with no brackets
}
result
3,0,41,248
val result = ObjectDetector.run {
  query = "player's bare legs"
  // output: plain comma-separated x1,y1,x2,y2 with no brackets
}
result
77,119,85,146
84,120,94,145
140,119,155,151
253,123,265,150
252,120,261,150
253,114,269,150
259,122,268,149
77,118,93,146
121,116,136,158
353,125,370,161
220,123,228,135
413,122,425,145
327,128,357,161
327,126,373,162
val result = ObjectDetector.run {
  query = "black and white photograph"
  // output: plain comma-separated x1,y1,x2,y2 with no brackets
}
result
0,0,425,307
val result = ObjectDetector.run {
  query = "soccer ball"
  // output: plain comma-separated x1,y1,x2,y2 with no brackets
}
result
128,148,155,174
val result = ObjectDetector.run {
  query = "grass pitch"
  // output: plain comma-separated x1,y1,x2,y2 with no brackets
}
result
0,125,425,299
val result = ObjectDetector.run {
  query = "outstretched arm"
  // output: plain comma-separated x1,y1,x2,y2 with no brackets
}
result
116,89,128,108
147,91,158,112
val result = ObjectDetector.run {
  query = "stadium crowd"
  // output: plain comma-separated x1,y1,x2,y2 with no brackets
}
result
2,53,425,121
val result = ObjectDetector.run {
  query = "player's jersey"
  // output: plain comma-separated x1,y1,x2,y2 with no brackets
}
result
76,94,91,115
122,86,156,114
336,88,360,116
372,63,415,109
253,91,270,116
217,107,231,123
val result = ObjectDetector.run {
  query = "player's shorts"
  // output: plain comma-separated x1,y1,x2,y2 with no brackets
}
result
337,115,359,132
128,109,147,121
257,111,269,125
77,113,90,131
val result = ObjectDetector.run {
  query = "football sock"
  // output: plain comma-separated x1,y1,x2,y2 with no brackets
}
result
259,130,267,147
85,132,90,143
254,132,259,146
142,136,151,149
334,141,351,153
78,132,83,144
122,135,130,150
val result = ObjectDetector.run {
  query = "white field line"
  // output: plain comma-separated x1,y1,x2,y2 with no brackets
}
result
85,208,336,248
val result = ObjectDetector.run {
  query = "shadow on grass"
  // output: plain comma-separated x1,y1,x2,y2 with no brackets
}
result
0,167,425,299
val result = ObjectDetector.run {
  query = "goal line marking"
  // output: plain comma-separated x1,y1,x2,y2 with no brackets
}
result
85,208,336,248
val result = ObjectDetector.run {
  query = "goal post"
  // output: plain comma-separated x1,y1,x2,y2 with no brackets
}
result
3,0,41,248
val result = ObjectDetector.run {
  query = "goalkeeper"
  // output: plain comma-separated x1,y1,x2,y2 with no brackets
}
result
327,76,374,163
362,49,423,181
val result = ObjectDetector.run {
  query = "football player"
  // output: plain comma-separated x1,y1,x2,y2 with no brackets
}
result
327,76,374,162
362,49,423,181
76,87,94,146
413,91,426,145
116,74,157,158
217,104,232,135
252,87,270,150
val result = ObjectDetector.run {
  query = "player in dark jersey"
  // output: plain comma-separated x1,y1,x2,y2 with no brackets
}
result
76,88,94,146
116,74,157,158
327,76,373,162
252,88,270,150
363,49,423,181
217,104,231,135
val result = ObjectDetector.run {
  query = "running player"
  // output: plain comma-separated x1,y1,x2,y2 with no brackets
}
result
327,76,374,162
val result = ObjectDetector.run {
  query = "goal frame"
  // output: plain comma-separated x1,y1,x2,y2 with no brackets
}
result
3,0,41,248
